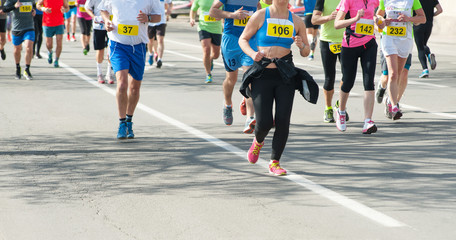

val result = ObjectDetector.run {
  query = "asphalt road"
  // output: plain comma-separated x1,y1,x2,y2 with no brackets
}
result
1,18,456,240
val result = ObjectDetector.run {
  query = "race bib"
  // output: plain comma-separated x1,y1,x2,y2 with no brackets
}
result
266,18,294,38
110,15,113,21
202,12,216,22
20,2,33,13
79,4,86,13
386,25,406,37
118,22,139,36
329,42,342,54
233,11,253,27
355,18,374,36
68,1,76,5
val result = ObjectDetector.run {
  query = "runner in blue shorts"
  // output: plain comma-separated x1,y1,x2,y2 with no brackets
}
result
3,0,36,80
64,1,77,41
210,0,266,134
101,0,161,140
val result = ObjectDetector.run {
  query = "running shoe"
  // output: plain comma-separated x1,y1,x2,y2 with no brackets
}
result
66,34,70,41
376,81,386,104
324,108,334,123
54,60,59,68
392,106,402,120
15,67,21,80
35,53,42,59
97,75,106,84
334,107,346,132
269,160,287,176
106,74,115,84
71,35,76,42
24,68,33,80
419,69,429,78
308,54,314,61
156,59,162,68
429,53,436,70
223,105,233,126
48,52,53,64
384,96,392,119
243,117,256,134
148,55,153,66
126,122,134,139
205,74,212,83
117,122,127,139
0,49,5,60
247,138,263,164
83,48,89,55
362,120,377,134
335,100,349,122
240,97,247,116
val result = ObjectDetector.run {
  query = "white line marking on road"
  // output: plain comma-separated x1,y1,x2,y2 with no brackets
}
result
60,61,407,228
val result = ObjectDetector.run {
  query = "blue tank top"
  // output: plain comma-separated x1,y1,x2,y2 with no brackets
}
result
220,0,259,37
257,7,295,49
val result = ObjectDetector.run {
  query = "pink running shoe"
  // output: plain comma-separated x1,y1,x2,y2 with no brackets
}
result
269,160,287,176
362,120,377,134
247,138,264,164
240,97,246,116
97,75,106,84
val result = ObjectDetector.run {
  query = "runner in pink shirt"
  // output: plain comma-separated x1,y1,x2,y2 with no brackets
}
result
333,0,380,134
77,0,92,55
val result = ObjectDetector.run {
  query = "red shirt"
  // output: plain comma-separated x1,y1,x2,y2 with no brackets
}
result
43,0,64,27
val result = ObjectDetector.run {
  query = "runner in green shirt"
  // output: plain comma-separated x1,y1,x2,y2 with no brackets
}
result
190,0,222,83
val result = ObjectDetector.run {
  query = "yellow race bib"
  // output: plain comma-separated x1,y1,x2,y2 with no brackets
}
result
118,24,139,36
202,12,216,22
266,19,294,38
355,19,374,36
68,1,76,6
234,17,250,27
329,42,342,54
79,5,86,13
20,3,33,13
386,26,406,37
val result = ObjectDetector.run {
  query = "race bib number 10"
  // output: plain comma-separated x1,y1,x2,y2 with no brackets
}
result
266,19,294,38
234,17,250,27
118,24,139,36
355,18,374,36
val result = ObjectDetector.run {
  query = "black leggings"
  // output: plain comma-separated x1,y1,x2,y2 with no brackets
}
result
320,40,340,91
413,22,433,70
251,68,295,161
340,38,377,93
33,14,43,55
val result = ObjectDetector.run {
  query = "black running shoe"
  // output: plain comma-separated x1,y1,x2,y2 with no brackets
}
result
156,59,162,68
15,67,21,79
376,81,386,104
0,49,5,60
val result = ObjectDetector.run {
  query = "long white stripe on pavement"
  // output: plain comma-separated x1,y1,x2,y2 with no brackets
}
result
60,61,407,228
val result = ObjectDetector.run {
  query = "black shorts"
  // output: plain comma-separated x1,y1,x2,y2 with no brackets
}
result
93,29,108,50
77,17,92,36
0,19,6,33
198,30,221,46
304,14,319,29
147,24,166,40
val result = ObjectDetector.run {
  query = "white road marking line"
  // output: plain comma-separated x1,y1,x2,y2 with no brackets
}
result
60,61,407,228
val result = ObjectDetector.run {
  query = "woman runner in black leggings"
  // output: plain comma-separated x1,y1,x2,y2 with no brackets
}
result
239,0,310,176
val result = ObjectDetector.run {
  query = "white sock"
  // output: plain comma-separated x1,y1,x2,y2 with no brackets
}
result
149,52,153,56
340,110,346,115
107,62,112,76
364,118,371,123
97,62,103,76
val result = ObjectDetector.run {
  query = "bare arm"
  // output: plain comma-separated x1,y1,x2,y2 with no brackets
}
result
311,10,337,25
293,14,310,57
434,3,442,17
189,10,197,27
399,8,425,25
334,9,361,29
209,0,249,20
239,11,264,61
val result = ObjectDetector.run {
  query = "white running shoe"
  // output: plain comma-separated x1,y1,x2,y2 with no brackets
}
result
362,120,377,134
334,107,347,132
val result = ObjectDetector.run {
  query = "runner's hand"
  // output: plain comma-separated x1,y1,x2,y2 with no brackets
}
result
106,21,114,32
137,10,148,23
251,50,265,62
356,9,364,21
328,10,337,21
293,36,305,50
190,19,195,27
233,6,249,20
15,1,22,8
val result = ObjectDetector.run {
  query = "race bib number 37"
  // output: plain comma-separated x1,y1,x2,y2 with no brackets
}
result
355,19,374,36
118,24,139,36
266,19,294,38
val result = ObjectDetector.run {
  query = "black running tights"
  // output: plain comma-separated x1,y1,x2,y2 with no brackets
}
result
320,40,340,91
250,68,295,161
413,23,433,70
33,14,43,55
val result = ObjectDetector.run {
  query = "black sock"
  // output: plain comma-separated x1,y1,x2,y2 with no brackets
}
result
16,63,20,69
25,65,30,71
119,118,126,123
126,115,133,122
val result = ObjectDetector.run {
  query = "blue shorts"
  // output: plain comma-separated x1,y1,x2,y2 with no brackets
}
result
221,33,256,72
12,30,35,46
43,25,65,38
109,40,147,81
64,7,77,19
